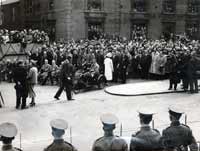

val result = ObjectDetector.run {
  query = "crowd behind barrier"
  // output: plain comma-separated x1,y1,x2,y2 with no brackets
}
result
0,27,200,92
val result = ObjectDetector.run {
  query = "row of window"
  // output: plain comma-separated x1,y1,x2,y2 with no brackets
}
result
24,0,200,16
132,0,200,13
24,0,54,15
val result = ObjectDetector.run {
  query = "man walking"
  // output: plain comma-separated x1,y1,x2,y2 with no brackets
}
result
54,56,74,101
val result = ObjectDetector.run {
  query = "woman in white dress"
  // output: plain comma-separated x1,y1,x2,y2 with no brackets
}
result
104,52,114,82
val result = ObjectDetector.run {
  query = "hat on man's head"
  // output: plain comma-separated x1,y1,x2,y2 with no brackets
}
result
0,123,17,138
138,109,155,124
100,113,119,126
50,119,68,130
168,107,184,120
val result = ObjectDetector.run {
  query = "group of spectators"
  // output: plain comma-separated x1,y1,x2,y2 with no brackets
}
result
0,27,200,93
0,29,49,45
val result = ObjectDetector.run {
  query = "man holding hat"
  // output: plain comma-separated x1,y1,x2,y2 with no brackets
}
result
92,113,128,151
44,119,77,151
0,122,22,151
130,111,162,151
161,108,197,151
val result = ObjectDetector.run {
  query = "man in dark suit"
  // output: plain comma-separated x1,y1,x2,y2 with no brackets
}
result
12,61,28,109
54,56,74,101
161,108,198,151
130,111,162,151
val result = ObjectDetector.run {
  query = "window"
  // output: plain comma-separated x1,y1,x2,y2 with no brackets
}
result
87,0,101,10
88,22,103,40
186,23,199,39
49,0,54,10
162,0,176,13
12,7,15,22
188,0,200,14
24,0,33,15
162,22,176,40
131,24,147,40
131,0,147,12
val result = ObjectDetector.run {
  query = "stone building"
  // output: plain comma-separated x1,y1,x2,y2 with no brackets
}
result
5,0,200,40
0,0,22,29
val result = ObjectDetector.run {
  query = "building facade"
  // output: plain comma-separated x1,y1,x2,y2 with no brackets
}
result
5,0,200,40
0,0,22,30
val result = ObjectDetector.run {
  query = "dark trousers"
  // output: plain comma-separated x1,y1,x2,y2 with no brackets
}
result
120,69,127,84
16,87,27,109
189,77,198,93
169,80,177,90
55,82,72,100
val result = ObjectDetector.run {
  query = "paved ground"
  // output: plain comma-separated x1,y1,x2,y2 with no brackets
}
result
0,80,200,151
105,80,187,96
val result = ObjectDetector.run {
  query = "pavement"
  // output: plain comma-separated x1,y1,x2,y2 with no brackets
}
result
105,79,200,96
0,80,200,151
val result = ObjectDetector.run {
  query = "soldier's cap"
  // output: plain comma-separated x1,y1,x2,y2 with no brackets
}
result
168,107,184,119
100,113,119,125
50,119,68,130
0,122,17,138
138,110,155,124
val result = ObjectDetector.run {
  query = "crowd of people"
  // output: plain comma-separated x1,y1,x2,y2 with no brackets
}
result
0,29,50,44
1,27,200,94
0,108,198,151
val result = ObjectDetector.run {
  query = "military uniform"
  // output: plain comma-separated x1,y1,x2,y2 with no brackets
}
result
2,145,22,151
161,108,198,151
44,119,78,151
92,113,128,151
44,139,77,151
130,111,163,151
0,123,22,151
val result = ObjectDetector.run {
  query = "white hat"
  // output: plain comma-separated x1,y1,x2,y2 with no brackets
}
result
100,113,119,125
106,52,112,58
0,123,17,138
50,119,68,130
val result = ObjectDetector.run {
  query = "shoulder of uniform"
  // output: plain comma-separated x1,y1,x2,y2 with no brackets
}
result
14,147,23,151
93,136,104,143
132,130,140,136
153,129,160,134
44,143,54,151
181,124,190,128
64,141,74,147
162,126,171,133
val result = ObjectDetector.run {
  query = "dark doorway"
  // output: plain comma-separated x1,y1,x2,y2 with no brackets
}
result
88,22,103,40
162,22,176,41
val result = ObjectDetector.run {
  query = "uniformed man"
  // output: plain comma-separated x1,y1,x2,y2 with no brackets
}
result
130,111,163,151
12,61,28,109
0,122,22,151
44,119,77,151
92,113,128,151
161,108,198,151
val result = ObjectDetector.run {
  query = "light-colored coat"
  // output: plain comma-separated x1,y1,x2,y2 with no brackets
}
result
28,67,38,84
104,57,114,81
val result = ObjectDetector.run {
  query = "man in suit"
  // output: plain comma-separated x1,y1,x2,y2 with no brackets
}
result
130,111,163,151
44,119,77,151
92,113,128,151
161,108,198,151
54,56,75,101
12,61,28,109
0,122,22,151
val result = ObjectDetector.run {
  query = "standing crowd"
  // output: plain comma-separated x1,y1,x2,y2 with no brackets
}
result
1,28,200,94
